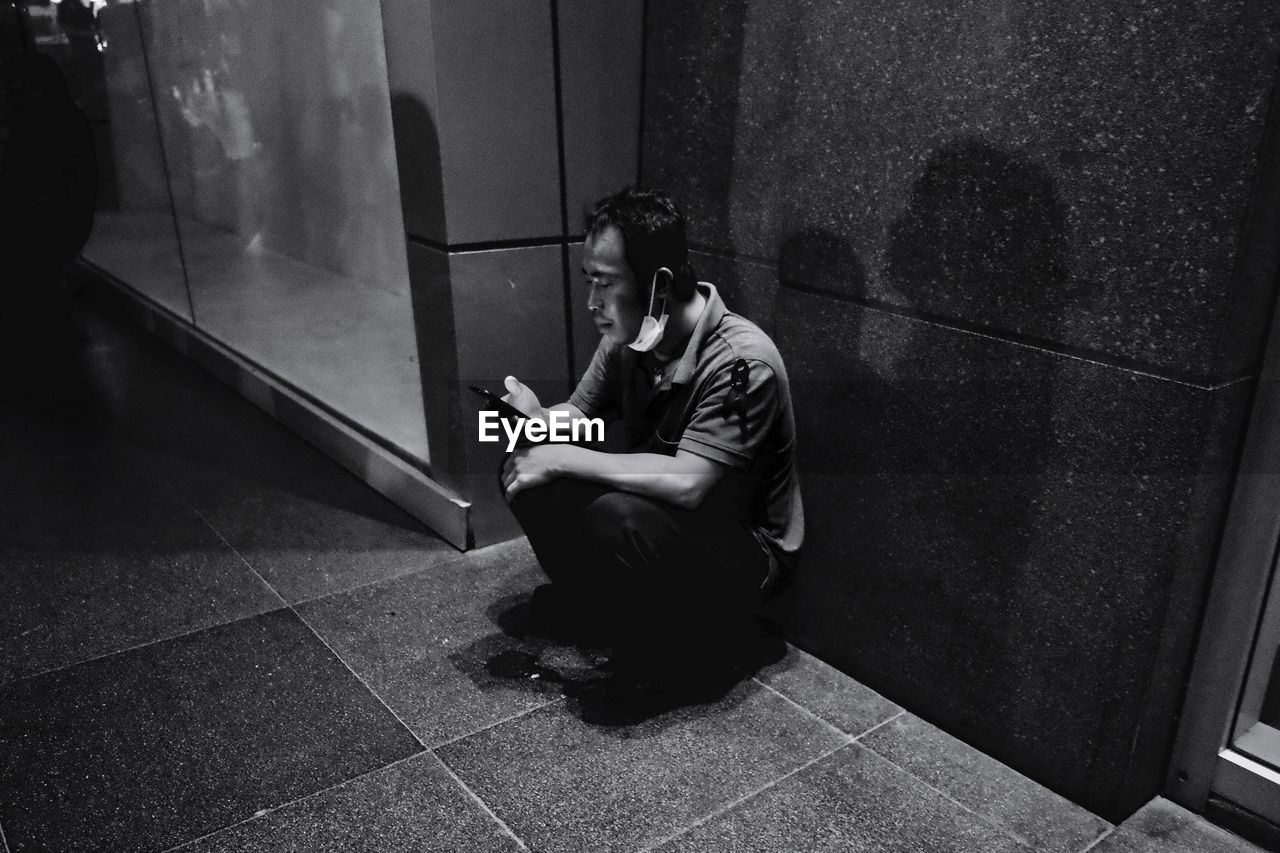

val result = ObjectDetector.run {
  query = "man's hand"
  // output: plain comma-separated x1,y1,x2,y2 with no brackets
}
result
502,376,545,421
501,444,569,500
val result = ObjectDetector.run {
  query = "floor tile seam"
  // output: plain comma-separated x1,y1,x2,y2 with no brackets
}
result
287,550,473,609
157,751,428,853
857,713,1111,850
1076,825,1119,853
749,674,869,740
857,739,1038,850
180,504,429,759
634,739,857,853
167,492,290,610
431,696,570,750
288,606,428,751
0,816,10,853
851,709,908,743
428,751,532,852
3,603,290,687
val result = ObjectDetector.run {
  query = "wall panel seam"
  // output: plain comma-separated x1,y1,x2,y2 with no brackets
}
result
687,249,1257,390
549,0,575,396
406,234,567,254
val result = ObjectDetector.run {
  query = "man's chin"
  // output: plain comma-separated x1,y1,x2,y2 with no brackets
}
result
599,326,630,345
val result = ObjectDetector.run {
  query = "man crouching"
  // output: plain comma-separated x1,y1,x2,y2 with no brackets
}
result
499,187,803,716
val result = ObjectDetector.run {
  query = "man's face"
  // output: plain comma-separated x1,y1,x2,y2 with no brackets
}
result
583,225,648,346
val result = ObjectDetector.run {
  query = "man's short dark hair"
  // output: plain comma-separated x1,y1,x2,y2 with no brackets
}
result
584,187,696,301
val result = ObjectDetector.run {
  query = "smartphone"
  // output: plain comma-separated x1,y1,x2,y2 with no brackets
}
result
468,384,531,424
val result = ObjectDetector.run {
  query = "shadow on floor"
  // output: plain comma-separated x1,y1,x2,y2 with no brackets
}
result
445,588,784,734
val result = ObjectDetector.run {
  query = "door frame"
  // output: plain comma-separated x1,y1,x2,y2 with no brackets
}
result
1167,270,1280,823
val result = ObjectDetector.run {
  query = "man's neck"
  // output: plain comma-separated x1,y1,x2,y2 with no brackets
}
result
653,287,707,361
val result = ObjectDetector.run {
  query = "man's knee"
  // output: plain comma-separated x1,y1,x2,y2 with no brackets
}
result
509,478,622,540
581,491,658,554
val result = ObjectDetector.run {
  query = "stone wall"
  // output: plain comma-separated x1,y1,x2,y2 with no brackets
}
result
641,0,1280,820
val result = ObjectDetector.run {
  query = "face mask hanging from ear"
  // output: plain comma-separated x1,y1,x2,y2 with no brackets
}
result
628,268,672,353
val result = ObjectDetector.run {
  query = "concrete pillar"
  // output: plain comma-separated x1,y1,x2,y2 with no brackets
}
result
380,0,643,545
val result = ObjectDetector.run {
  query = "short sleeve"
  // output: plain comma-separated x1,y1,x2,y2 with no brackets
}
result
568,337,618,418
678,359,781,470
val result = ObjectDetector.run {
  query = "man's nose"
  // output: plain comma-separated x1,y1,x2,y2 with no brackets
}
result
586,284,603,312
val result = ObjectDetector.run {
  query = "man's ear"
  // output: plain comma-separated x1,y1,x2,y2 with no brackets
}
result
653,267,674,297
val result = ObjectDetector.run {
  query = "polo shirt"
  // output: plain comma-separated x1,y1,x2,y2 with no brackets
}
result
569,283,804,569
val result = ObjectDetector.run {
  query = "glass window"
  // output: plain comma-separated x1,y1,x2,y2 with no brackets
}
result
23,0,430,468
137,0,427,463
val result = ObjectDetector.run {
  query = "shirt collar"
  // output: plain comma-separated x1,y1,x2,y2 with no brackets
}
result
670,282,725,387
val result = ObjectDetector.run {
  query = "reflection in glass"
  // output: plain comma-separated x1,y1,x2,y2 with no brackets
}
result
133,0,428,464
1262,653,1280,729
32,0,194,319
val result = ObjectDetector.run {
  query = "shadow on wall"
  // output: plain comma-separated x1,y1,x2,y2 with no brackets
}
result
887,135,1072,323
388,93,458,489
778,227,867,296
775,135,1079,786
390,92,446,245
390,91,521,546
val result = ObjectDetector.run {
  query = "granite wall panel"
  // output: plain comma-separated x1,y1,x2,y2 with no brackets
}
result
642,5,1279,812
406,243,568,546
692,250,780,336
767,284,1247,819
429,0,562,244
448,245,569,397
557,0,645,231
566,242,598,382
642,0,1280,378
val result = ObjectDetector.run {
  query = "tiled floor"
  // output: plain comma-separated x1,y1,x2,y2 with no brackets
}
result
1,298,1268,852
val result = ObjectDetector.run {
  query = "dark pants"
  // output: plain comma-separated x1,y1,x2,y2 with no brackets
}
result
508,477,771,676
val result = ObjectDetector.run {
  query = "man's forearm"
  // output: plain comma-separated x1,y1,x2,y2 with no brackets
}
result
551,444,711,509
